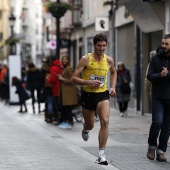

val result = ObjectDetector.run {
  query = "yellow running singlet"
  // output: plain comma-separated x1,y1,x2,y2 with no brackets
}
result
82,53,109,93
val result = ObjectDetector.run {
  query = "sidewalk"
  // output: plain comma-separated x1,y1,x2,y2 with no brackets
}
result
0,101,170,170
85,109,170,170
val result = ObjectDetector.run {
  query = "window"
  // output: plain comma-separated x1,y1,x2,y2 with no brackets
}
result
72,0,82,26
0,33,3,41
87,37,93,52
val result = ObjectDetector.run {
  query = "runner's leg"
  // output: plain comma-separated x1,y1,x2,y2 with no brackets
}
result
82,108,95,130
97,100,110,149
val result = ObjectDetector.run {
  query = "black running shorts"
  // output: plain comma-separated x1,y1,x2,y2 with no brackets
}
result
80,90,110,111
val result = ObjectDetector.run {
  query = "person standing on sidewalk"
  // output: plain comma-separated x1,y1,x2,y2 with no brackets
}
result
12,76,28,113
40,57,53,123
147,34,170,162
116,61,131,117
47,56,62,125
58,54,77,129
72,33,117,165
27,63,42,114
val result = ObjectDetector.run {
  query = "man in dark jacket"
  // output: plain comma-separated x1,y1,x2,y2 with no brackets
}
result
27,63,42,113
147,34,170,162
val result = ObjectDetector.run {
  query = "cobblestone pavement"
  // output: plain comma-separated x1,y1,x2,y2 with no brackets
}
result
0,101,170,170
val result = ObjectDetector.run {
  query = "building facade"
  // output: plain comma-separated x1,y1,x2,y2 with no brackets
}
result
0,0,10,63
67,0,169,113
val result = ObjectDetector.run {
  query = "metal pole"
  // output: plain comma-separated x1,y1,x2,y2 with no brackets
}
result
56,0,60,59
10,26,14,55
11,26,14,37
112,3,115,62
136,25,141,112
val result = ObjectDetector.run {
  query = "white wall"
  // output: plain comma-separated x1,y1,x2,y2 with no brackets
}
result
165,0,170,34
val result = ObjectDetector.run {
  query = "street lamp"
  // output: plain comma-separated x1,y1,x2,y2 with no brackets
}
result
9,13,16,37
8,13,16,55
103,0,118,63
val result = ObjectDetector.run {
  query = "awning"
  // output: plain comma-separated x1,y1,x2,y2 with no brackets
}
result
120,0,164,33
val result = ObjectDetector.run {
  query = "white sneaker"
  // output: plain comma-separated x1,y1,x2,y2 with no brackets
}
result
82,129,89,141
95,155,108,165
120,112,124,117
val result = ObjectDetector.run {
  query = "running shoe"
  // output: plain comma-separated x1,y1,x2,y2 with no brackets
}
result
82,129,89,141
95,155,108,165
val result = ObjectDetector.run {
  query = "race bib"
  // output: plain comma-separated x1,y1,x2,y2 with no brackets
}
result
90,74,105,87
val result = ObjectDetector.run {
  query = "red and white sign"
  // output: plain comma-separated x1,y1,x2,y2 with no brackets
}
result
48,40,56,49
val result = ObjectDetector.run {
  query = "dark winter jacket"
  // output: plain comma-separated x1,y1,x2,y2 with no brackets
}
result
147,47,170,99
116,68,131,102
14,80,28,102
40,63,53,95
27,67,42,90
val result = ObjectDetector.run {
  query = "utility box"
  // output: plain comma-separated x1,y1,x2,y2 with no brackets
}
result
9,55,21,104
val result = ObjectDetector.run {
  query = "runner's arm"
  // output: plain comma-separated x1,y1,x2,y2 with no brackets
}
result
71,56,101,87
71,56,90,85
108,56,117,96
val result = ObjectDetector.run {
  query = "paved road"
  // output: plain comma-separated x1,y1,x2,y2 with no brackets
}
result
0,101,170,170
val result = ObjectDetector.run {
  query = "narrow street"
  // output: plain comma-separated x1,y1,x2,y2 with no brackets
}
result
0,101,169,170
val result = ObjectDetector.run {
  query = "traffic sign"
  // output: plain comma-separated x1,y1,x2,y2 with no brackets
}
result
48,40,56,49
95,17,109,32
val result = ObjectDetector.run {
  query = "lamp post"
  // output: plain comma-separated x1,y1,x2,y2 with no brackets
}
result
8,13,16,55
103,0,118,63
56,0,60,59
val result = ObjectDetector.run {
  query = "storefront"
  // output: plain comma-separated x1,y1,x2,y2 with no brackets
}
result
122,0,165,114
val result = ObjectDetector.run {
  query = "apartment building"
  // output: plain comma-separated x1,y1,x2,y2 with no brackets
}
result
20,0,43,66
0,0,10,63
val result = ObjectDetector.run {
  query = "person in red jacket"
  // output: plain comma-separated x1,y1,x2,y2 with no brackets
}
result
47,57,62,125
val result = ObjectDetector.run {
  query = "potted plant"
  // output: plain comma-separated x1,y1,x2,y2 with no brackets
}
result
45,1,72,18
5,36,20,46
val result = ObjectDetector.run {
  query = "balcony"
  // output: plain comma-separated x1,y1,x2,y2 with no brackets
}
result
21,7,28,27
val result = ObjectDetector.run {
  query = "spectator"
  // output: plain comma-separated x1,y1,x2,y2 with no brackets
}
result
147,34,170,162
58,54,77,129
47,56,62,125
116,61,131,117
145,51,156,96
40,57,53,123
0,64,7,83
27,62,42,114
1,67,9,104
0,64,7,100
12,76,28,113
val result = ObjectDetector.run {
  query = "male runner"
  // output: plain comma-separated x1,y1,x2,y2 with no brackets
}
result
72,33,117,165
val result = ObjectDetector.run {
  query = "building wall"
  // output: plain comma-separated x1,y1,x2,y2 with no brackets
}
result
19,0,43,66
70,0,111,67
165,0,170,34
81,0,110,28
0,0,10,62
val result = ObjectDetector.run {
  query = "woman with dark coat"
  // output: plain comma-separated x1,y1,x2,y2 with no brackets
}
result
27,62,42,114
116,62,131,117
12,76,28,113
